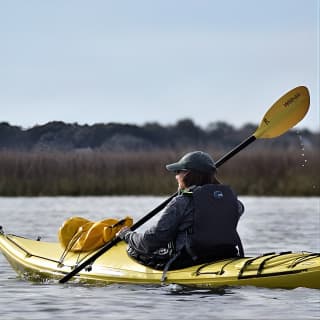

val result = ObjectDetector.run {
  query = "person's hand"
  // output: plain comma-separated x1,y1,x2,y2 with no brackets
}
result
116,226,131,239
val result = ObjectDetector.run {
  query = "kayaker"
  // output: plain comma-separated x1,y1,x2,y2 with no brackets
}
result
117,151,244,271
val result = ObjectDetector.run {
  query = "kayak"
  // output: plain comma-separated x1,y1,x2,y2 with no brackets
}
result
0,229,319,289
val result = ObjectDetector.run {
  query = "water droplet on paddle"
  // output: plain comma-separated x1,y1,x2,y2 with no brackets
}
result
296,131,308,168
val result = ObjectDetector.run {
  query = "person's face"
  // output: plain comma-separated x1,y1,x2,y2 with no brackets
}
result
175,170,189,189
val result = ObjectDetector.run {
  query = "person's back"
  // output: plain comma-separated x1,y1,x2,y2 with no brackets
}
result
175,184,243,268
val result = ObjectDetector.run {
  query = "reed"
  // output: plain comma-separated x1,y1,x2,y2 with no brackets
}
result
0,149,318,196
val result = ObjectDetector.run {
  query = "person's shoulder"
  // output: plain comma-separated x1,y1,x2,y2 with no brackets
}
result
168,192,193,209
196,184,237,194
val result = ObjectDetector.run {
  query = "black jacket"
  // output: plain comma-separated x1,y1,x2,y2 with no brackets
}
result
120,185,244,267
122,193,194,254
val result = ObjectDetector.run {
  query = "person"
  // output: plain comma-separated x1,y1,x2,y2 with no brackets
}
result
117,151,244,272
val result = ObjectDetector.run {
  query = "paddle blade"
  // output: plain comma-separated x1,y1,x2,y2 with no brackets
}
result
253,86,310,139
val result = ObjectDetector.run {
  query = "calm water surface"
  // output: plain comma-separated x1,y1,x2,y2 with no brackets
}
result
0,196,319,320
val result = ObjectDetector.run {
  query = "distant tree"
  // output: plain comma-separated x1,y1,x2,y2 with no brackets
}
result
206,121,235,134
206,121,238,149
28,122,77,150
143,122,171,148
0,122,27,149
170,118,204,147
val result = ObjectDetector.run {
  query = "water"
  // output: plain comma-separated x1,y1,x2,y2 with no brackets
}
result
0,196,319,320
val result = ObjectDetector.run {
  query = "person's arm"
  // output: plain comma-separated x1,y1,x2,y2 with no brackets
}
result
118,196,191,253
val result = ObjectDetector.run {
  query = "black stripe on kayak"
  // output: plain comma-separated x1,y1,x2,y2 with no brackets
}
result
289,253,320,268
195,257,241,276
257,251,292,276
238,252,277,279
238,268,308,280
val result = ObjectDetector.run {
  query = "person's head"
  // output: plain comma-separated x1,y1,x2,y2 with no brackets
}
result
166,151,220,189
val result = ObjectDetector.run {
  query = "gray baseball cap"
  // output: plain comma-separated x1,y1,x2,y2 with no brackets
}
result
166,151,216,173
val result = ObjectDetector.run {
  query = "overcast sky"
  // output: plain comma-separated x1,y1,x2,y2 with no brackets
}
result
1,0,319,131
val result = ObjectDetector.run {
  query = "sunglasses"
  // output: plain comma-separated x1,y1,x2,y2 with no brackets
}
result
174,170,188,174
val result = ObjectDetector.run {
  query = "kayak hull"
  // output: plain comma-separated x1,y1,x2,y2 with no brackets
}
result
1,232,319,289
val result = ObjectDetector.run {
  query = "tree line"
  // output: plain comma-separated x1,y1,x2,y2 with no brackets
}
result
0,119,318,152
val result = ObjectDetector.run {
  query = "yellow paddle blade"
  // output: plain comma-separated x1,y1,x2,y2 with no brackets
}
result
253,86,310,139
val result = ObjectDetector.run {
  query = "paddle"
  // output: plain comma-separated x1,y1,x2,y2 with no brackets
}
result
216,86,310,166
59,85,309,283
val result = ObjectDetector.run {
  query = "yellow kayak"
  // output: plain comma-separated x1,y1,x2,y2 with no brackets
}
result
0,230,319,289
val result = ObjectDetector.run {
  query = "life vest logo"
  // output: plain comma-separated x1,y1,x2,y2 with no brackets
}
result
213,190,224,199
283,93,301,108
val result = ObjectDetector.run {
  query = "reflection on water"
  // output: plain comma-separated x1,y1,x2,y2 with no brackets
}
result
0,196,319,320
162,284,232,296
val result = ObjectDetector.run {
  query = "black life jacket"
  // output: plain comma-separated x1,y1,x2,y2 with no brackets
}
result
184,184,243,260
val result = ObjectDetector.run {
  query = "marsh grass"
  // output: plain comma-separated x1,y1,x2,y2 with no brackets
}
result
0,149,319,196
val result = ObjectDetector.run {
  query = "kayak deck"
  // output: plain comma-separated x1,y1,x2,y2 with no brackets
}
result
0,231,319,289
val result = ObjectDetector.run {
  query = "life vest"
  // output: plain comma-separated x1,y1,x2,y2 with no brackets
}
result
184,184,243,260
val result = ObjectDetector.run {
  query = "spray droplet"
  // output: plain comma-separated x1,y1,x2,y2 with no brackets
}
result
296,131,308,168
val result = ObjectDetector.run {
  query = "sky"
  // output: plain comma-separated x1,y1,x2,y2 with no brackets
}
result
1,0,319,131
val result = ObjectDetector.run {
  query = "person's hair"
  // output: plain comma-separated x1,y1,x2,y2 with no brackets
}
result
182,169,220,187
